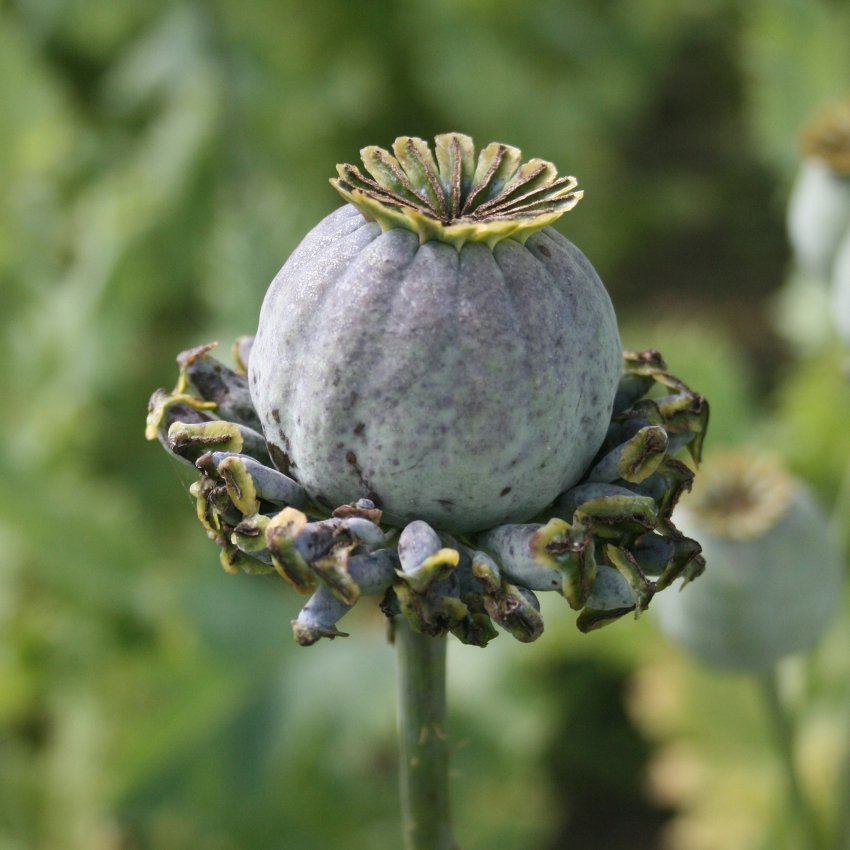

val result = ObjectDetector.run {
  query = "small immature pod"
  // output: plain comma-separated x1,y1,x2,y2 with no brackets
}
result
654,393,709,462
309,515,389,605
231,514,273,564
219,543,270,576
469,549,501,594
290,547,401,645
470,551,544,642
612,349,668,413
233,335,254,372
146,392,217,463
265,508,316,594
209,452,307,510
576,565,637,632
179,343,264,432
189,474,241,537
585,424,668,485
604,545,655,616
549,482,640,519
530,516,597,609
168,420,271,466
396,520,459,593
488,585,544,643
292,585,351,646
266,508,388,602
394,521,466,635
627,458,694,525
630,532,703,591
550,483,659,540
478,523,564,593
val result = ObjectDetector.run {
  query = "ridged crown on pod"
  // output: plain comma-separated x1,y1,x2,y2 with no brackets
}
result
679,453,793,541
330,133,583,248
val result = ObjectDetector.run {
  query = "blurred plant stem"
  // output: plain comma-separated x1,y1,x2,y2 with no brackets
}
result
829,454,850,556
833,690,850,850
829,448,850,849
395,618,454,850
759,672,823,850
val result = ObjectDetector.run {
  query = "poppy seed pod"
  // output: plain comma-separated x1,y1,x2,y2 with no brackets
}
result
249,134,622,533
654,454,844,671
787,99,850,281
787,160,850,280
146,135,709,645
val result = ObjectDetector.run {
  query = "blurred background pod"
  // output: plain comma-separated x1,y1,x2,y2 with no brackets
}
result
787,160,850,281
787,98,850,281
653,453,844,671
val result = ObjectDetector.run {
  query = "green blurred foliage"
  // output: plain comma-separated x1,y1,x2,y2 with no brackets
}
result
2,0,849,848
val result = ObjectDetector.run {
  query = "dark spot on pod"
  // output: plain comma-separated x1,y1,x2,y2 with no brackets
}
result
271,408,281,423
344,449,381,504
437,498,455,509
354,422,365,435
539,245,551,257
268,442,295,476
500,486,512,497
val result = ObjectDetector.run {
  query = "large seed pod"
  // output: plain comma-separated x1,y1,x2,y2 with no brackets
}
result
249,134,622,532
654,454,844,671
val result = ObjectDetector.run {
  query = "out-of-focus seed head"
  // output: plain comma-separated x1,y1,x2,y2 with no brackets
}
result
655,452,844,671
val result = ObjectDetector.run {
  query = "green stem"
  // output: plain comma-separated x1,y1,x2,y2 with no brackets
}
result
395,617,454,850
833,683,850,850
829,453,850,556
759,672,822,850
830,451,850,849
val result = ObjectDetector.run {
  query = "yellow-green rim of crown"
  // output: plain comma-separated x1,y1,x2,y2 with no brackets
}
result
330,133,583,249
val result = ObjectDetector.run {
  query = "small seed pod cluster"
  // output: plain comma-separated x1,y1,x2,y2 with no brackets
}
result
146,342,708,646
